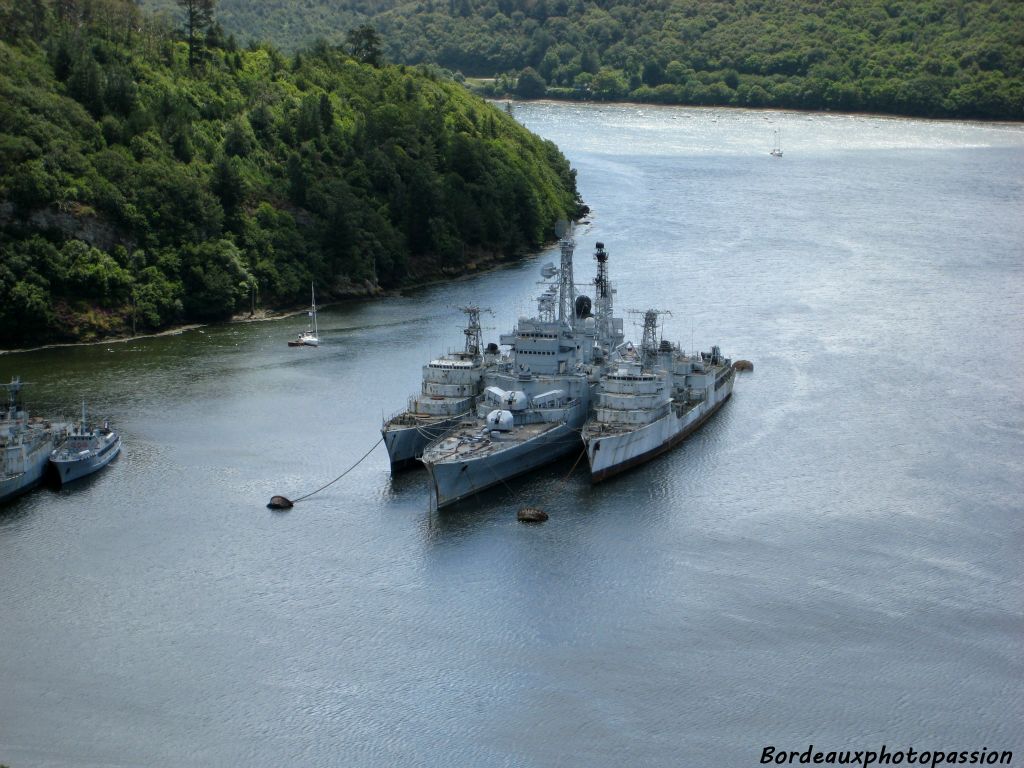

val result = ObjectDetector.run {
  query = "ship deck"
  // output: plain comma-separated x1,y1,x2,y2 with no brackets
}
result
386,411,458,427
425,422,561,464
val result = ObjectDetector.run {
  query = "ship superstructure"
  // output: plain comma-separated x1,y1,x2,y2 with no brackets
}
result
382,306,498,469
407,229,739,508
421,233,621,509
582,309,735,482
1,378,69,505
49,403,121,485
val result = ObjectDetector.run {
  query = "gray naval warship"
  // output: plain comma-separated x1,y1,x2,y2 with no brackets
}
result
413,224,740,509
420,233,624,509
581,309,735,483
382,306,498,469
1,378,70,505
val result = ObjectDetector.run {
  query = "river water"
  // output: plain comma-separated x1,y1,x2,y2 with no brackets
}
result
2,104,1023,767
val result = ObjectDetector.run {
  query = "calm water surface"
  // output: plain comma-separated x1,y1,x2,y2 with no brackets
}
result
2,104,1023,767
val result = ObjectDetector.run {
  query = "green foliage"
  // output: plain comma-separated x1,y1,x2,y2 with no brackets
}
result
141,0,368,52
157,0,1022,120
180,238,247,318
346,24,383,67
60,240,133,301
177,0,216,70
0,0,583,346
515,67,546,98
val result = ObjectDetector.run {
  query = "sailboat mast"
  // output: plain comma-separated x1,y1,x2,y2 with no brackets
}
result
311,282,318,336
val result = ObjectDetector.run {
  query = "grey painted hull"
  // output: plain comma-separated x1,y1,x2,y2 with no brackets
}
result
50,435,121,486
0,440,52,504
382,414,468,470
585,381,733,483
423,422,583,510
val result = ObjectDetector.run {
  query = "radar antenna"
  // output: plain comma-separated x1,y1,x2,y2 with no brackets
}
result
458,305,489,360
627,309,671,370
593,242,620,350
556,225,576,326
2,376,25,413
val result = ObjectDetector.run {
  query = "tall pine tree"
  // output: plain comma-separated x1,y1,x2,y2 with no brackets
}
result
176,0,215,70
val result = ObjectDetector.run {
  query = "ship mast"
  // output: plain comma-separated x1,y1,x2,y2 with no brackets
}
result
459,305,483,361
640,309,669,371
556,225,576,328
593,242,620,352
2,377,23,417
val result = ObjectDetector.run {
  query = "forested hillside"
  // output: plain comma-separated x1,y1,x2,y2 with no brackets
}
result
379,0,1023,119
143,0,1024,120
0,0,584,346
141,0,377,52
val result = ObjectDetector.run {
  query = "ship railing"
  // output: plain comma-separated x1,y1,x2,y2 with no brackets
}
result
383,403,414,425
395,392,443,417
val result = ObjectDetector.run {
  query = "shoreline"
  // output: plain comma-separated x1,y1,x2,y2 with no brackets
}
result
0,303,345,356
0,241,573,356
0,324,209,356
495,97,1024,127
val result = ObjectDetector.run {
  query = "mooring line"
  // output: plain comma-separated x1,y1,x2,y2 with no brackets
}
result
270,437,383,508
563,444,588,481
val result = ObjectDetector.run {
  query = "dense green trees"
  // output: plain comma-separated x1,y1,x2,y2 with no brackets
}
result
141,0,1023,120
142,0,370,52
389,0,1024,119
0,0,584,345
175,0,215,70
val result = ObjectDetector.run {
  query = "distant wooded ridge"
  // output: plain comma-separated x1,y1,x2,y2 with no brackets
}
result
140,0,1024,120
0,0,584,345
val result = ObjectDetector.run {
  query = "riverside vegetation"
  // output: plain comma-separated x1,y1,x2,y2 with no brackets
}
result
142,0,1023,121
0,0,584,346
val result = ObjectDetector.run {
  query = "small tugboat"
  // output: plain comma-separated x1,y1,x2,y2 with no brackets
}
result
49,403,121,485
288,283,320,347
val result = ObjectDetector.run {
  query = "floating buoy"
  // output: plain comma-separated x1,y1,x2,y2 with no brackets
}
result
265,436,384,511
517,507,548,523
733,359,754,372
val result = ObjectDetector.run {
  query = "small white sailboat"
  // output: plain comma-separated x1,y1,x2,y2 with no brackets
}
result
288,283,320,347
770,128,783,157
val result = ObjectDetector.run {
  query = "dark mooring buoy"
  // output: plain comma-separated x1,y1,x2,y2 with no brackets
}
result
267,495,294,510
732,359,754,372
517,507,548,523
